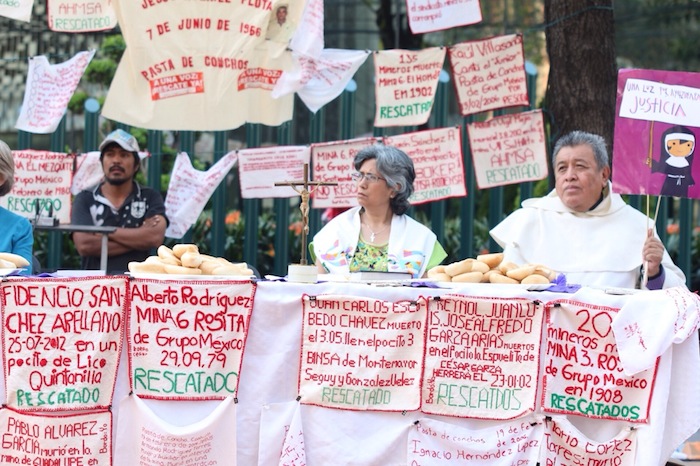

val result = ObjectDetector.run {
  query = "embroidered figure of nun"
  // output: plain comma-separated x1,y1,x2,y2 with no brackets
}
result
652,125,696,198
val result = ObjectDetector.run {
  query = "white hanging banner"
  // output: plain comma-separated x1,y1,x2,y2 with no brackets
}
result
408,417,543,465
15,51,95,134
539,417,637,466
164,151,237,239
258,401,299,466
448,34,529,116
289,0,324,58
468,109,549,189
405,0,482,34
0,0,33,22
238,146,311,199
373,47,446,128
277,403,307,466
47,0,118,32
384,127,466,204
273,49,370,113
114,395,237,466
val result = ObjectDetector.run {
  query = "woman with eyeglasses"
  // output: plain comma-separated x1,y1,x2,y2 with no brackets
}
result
312,144,446,278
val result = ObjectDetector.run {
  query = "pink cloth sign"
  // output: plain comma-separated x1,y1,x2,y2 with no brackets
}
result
405,0,482,34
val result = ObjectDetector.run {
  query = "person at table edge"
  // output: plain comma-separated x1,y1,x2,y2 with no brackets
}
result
71,129,167,274
490,130,685,290
0,139,33,275
312,144,447,278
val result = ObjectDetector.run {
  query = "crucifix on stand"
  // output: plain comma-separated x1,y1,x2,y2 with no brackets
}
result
275,163,337,265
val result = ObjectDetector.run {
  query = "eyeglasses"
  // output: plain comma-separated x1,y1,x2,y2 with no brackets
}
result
351,171,385,183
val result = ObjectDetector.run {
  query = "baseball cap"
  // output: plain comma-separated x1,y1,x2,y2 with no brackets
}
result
99,129,140,153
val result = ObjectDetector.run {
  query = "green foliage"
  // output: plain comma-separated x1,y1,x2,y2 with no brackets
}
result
68,91,89,114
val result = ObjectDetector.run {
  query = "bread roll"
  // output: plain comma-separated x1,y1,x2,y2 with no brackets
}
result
476,252,504,268
431,272,452,282
173,244,199,258
506,265,538,281
490,273,520,285
180,251,203,268
521,274,551,285
164,264,202,275
212,265,253,276
470,260,491,274
426,265,446,278
0,252,30,268
451,271,483,283
199,260,224,275
0,258,16,268
444,259,474,277
498,261,519,274
157,245,180,264
532,265,557,281
128,261,166,274
482,269,503,283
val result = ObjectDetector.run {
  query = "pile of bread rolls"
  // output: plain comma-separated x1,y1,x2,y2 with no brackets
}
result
0,252,30,270
427,252,557,285
128,244,254,276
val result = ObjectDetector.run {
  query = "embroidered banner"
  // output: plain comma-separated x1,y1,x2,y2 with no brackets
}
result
164,151,237,239
468,109,548,189
310,137,378,209
408,417,543,465
0,408,112,464
0,0,33,22
15,51,95,134
128,278,256,400
542,300,657,422
1,277,127,411
422,295,543,419
47,0,117,32
0,150,74,224
299,294,427,411
448,34,529,116
373,47,446,127
238,146,311,199
384,127,466,204
405,0,482,34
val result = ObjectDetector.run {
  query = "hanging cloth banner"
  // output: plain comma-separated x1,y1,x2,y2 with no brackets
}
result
47,0,118,32
164,151,237,239
0,0,33,22
405,0,482,34
373,47,446,128
238,145,311,199
102,0,306,130
448,34,529,116
15,51,95,134
288,0,324,58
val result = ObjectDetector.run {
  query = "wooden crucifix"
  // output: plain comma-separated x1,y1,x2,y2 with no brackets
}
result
275,163,337,265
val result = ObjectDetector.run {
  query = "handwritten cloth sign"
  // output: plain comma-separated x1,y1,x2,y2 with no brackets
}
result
273,48,370,113
114,395,236,466
0,0,33,22
238,146,311,199
612,68,700,198
128,278,256,400
0,150,74,224
539,417,637,466
278,402,307,466
468,109,548,189
0,408,112,464
310,137,378,209
612,286,700,375
422,296,542,420
384,127,466,204
542,300,657,423
47,0,117,32
289,0,324,58
1,277,127,411
408,417,543,465
299,294,427,411
406,0,482,34
448,34,529,116
164,151,237,239
15,51,95,134
102,0,303,130
373,48,446,127
258,401,299,466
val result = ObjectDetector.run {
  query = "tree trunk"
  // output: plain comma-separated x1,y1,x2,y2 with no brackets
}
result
543,1,617,154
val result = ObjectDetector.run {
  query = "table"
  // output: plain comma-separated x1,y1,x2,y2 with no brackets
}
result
31,223,116,272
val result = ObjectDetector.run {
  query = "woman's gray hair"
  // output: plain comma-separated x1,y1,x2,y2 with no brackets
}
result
552,131,609,170
354,144,415,215
0,140,15,196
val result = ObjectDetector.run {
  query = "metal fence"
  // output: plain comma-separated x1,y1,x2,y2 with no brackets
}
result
14,71,699,290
